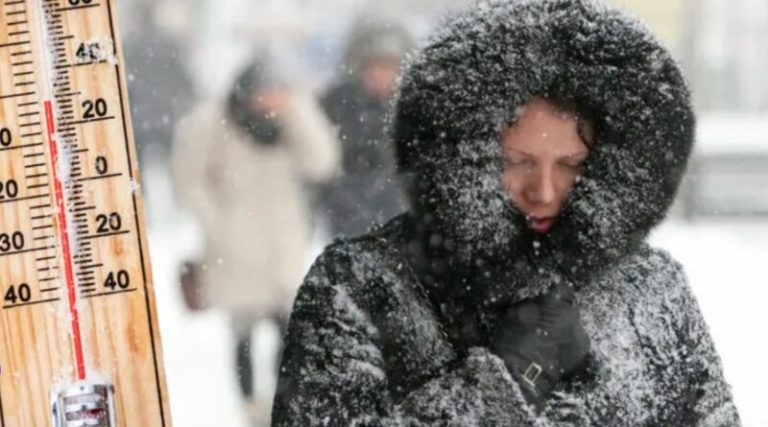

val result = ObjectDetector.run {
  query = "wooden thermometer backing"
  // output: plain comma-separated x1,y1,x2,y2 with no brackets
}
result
0,0,170,425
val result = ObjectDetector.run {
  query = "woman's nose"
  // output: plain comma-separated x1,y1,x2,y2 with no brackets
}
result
525,168,556,205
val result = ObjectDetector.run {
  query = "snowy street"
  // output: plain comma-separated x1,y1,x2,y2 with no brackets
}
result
148,215,248,427
651,221,768,427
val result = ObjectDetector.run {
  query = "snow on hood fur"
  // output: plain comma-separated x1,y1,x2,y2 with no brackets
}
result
392,0,694,299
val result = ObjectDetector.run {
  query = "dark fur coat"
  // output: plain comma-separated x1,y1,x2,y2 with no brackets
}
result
272,1,740,425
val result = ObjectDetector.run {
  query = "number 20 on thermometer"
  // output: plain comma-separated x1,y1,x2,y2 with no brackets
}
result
0,0,170,426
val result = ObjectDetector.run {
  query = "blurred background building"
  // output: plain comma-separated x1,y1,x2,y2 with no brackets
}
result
115,1,768,426
613,0,768,111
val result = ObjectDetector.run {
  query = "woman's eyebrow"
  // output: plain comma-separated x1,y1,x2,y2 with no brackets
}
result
504,148,535,157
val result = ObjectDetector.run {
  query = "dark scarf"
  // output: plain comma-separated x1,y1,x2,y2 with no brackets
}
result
227,89,281,145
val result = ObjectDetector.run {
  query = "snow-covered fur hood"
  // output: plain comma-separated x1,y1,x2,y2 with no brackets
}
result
392,0,694,299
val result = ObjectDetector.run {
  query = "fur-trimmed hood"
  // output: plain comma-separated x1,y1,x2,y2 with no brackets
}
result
392,0,694,304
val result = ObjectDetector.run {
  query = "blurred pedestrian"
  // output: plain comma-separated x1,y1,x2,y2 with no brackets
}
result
123,2,195,221
318,18,415,238
172,54,338,425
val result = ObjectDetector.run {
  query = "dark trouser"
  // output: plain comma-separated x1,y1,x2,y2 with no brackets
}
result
235,314,289,399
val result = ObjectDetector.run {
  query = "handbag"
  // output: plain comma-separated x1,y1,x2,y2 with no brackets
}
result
179,260,207,311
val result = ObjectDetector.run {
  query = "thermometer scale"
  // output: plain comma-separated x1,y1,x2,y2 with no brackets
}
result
0,0,170,425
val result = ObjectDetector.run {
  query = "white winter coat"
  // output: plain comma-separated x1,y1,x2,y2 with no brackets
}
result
172,95,338,315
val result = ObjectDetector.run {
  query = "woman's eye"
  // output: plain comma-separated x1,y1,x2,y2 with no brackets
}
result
504,158,530,168
560,160,584,170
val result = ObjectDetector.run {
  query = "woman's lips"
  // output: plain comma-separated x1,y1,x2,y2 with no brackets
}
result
527,216,555,233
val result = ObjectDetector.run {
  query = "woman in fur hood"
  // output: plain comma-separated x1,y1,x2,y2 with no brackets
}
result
272,0,740,425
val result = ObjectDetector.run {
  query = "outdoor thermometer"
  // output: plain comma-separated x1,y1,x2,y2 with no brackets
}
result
0,0,170,426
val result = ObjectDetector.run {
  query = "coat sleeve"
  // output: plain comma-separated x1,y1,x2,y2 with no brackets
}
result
170,105,221,230
271,247,549,426
661,254,742,426
278,94,340,184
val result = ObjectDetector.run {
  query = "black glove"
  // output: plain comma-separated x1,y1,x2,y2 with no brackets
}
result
490,281,590,410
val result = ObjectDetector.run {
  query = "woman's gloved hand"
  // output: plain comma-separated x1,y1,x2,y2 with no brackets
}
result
489,281,590,410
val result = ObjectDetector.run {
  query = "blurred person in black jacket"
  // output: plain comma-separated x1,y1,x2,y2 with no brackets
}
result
123,1,195,221
319,19,415,238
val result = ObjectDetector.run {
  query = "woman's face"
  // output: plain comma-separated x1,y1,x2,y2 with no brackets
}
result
501,98,591,234
362,57,402,100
